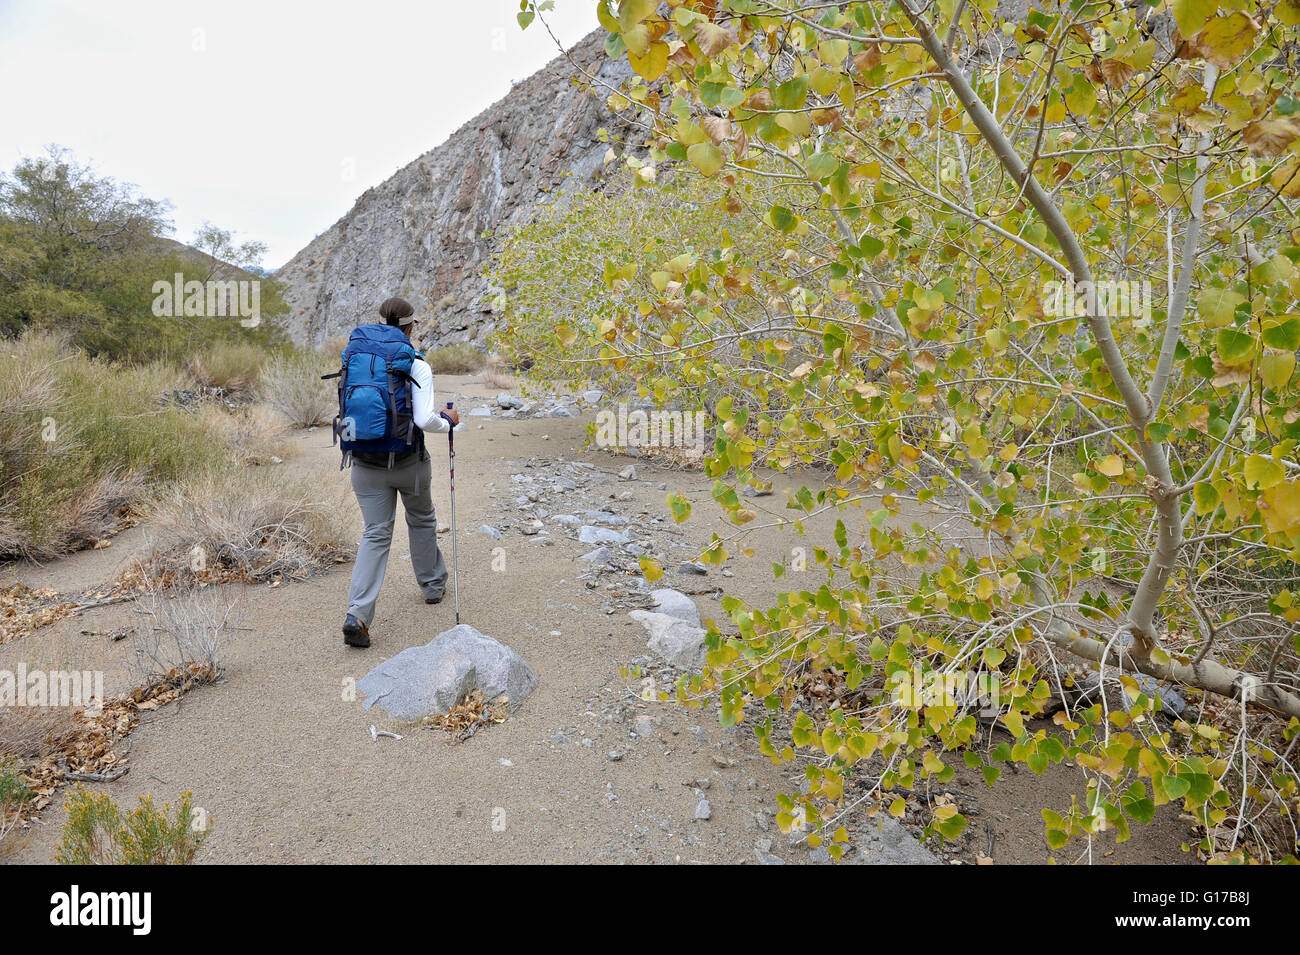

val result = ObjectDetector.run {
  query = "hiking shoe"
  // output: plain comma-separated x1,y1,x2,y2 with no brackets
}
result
424,591,445,605
342,614,370,648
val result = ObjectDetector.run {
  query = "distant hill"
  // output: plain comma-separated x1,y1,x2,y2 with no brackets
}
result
273,29,641,349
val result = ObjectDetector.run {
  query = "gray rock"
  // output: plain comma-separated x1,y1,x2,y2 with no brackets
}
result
618,465,637,481
579,525,629,545
548,406,574,418
650,588,701,627
755,839,786,865
847,816,940,865
479,525,502,539
357,624,537,720
581,389,604,404
694,791,712,820
579,545,613,563
496,393,524,410
552,513,581,526
629,610,707,669
679,562,708,575
467,406,492,417
519,519,544,536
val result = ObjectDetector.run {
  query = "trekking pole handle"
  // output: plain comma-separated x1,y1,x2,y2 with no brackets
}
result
441,401,455,451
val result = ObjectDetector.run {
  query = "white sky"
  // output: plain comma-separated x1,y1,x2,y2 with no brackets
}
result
0,0,599,268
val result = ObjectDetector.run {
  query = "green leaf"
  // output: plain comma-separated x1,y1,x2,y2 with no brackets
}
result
686,141,724,177
805,152,838,180
1216,327,1255,363
1263,315,1300,351
1171,0,1216,38
770,206,798,234
1244,454,1285,490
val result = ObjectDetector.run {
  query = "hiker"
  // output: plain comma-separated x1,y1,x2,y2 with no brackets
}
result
327,296,459,648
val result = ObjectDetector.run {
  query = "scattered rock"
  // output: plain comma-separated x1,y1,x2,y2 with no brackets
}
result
479,525,502,539
579,525,629,545
847,816,940,865
629,609,707,669
694,791,712,821
650,588,701,627
468,406,492,417
618,465,637,481
678,562,708,576
497,393,524,410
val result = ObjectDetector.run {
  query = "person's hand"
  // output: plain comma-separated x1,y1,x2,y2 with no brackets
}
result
440,408,460,428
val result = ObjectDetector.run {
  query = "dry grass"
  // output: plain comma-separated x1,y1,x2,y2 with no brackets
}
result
0,707,84,761
186,342,269,395
425,343,486,375
198,404,293,465
259,352,335,428
482,353,519,390
134,466,349,585
0,332,225,560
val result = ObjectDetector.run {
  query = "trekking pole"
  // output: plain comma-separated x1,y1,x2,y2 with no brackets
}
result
444,401,460,626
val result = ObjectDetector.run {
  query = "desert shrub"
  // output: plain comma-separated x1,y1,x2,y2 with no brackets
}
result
0,332,226,559
259,351,334,428
186,341,271,395
54,785,207,865
425,343,485,375
128,586,237,690
198,404,291,465
0,756,33,851
481,353,519,391
142,466,349,583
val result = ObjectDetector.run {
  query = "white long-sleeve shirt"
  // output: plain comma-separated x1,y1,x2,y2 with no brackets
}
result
410,358,451,434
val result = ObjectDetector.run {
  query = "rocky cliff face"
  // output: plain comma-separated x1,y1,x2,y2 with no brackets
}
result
274,30,636,349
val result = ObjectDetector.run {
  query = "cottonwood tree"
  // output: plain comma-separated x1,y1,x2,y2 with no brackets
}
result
513,0,1300,860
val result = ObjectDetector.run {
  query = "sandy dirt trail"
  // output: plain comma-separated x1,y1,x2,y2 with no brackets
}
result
1,374,1193,864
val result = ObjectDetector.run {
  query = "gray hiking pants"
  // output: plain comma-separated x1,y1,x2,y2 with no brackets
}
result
346,453,447,627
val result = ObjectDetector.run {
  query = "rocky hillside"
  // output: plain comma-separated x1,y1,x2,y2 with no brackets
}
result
274,29,639,349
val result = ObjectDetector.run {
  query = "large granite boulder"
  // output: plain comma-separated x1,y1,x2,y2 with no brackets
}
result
356,624,537,721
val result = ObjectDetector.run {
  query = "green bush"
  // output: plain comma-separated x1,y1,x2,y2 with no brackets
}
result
54,785,207,865
0,757,32,809
0,332,231,559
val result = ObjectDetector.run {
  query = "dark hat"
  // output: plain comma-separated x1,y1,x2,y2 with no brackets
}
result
379,296,415,326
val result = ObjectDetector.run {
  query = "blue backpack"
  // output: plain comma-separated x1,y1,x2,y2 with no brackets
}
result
324,324,426,468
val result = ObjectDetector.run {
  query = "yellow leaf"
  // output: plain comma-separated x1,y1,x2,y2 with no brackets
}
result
629,41,669,81
1259,480,1300,535
1097,454,1124,477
